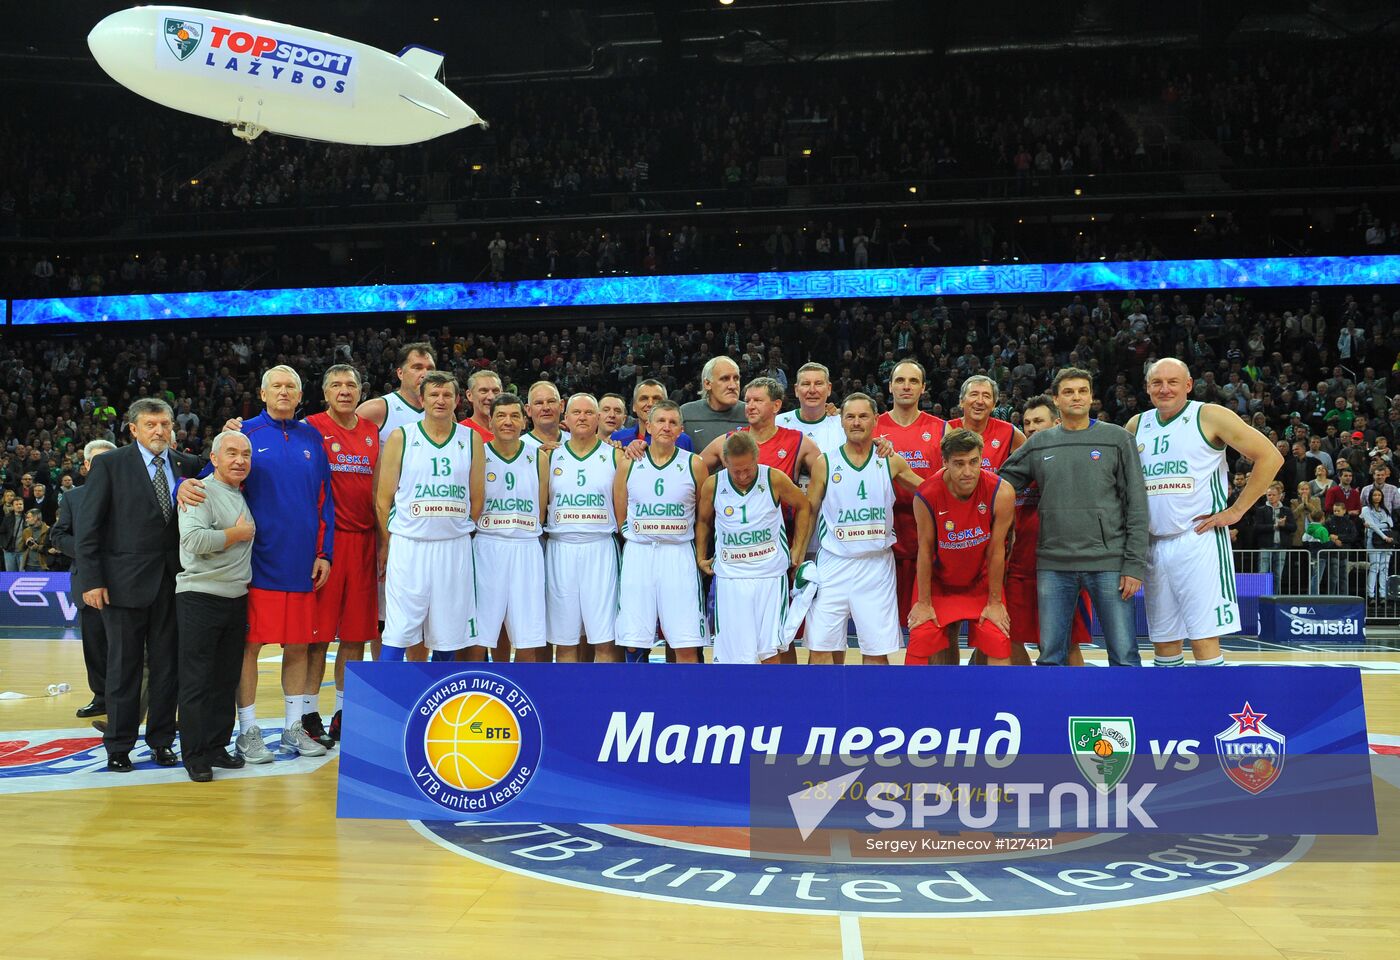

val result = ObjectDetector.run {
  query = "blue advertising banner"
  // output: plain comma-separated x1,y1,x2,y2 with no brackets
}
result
1258,596,1366,643
14,255,1400,326
0,573,78,628
336,664,1374,834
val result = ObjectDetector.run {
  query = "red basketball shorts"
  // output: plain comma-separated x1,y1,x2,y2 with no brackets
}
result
247,587,316,646
904,580,1011,662
313,528,379,644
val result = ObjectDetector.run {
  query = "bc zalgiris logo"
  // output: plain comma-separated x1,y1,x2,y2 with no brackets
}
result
164,18,203,61
1069,717,1135,793
405,672,541,814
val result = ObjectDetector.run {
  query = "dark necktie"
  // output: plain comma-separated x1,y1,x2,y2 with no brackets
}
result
151,455,171,522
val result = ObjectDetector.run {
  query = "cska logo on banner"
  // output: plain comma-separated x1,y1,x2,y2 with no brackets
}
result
1215,702,1285,795
1068,717,1135,793
163,18,204,61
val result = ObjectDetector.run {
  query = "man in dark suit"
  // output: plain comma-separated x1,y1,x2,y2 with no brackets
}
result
76,399,202,772
25,482,58,525
49,439,116,720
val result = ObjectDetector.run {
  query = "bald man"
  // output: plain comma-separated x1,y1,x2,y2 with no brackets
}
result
544,394,622,662
1128,357,1282,667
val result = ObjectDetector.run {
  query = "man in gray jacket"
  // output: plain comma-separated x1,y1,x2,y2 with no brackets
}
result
176,430,256,782
998,367,1149,666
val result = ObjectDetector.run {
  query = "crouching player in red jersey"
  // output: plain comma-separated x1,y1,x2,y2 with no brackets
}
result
995,394,1092,666
906,428,1015,665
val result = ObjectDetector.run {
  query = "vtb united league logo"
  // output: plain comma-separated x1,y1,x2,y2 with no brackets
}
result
1215,702,1285,794
163,18,204,60
404,672,542,814
1069,717,1135,793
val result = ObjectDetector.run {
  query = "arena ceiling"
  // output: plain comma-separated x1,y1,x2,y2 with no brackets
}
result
6,1,1399,85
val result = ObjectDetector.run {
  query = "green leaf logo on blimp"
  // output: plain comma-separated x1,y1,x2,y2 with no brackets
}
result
164,18,204,61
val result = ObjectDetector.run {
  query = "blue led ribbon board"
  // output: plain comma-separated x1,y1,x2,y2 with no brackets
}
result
12,255,1400,326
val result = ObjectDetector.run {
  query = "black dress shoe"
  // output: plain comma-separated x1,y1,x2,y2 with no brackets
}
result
107,752,133,772
90,719,108,734
152,746,180,767
76,700,106,718
186,763,213,783
206,749,246,770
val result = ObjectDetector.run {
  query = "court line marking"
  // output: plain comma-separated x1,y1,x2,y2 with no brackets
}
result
839,913,863,960
408,822,1315,918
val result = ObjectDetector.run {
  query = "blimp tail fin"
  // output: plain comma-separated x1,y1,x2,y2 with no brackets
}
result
398,45,445,79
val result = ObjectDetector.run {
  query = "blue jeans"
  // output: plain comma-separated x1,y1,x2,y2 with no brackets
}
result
1260,549,1287,590
2,550,18,572
1037,569,1141,666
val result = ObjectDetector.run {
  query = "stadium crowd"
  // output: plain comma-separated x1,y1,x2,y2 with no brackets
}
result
4,282,1400,593
6,45,1398,231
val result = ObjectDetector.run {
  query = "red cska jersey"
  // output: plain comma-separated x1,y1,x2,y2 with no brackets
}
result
876,411,946,559
306,411,378,533
915,467,1003,590
948,416,1015,470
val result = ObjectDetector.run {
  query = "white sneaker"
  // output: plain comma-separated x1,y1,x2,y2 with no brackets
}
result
281,720,328,757
236,726,274,764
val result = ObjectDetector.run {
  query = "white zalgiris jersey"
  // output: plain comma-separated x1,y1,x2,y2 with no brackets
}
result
622,447,698,544
776,410,845,455
817,447,897,556
712,466,789,578
379,390,423,444
477,441,542,540
545,440,618,542
1135,400,1230,537
388,422,475,540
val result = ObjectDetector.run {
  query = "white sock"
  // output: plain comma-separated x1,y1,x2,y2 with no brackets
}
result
237,705,257,735
303,693,318,716
334,689,344,713
1153,654,1186,668
284,696,301,730
1195,655,1226,666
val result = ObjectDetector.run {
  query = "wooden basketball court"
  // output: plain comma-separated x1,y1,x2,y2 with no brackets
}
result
2,632,1398,959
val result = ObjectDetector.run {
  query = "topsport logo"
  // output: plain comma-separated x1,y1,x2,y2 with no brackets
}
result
159,18,355,97
404,671,541,814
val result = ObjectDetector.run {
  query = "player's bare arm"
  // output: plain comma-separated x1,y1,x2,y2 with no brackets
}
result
612,460,632,533
1192,403,1284,534
888,454,922,493
798,435,823,478
772,469,813,565
980,481,1015,634
356,394,388,429
908,496,939,629
469,432,486,523
805,453,828,514
700,434,726,473
536,448,551,527
695,474,717,576
374,426,404,576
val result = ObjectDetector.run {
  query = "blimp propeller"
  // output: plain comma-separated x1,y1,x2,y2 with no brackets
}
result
88,5,486,146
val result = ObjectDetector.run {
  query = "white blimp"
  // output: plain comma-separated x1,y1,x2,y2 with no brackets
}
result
88,5,485,144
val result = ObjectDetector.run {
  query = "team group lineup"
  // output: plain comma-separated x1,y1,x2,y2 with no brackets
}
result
79,340,1284,773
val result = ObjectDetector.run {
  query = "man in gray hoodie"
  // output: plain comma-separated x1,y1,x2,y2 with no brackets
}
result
998,367,1149,666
